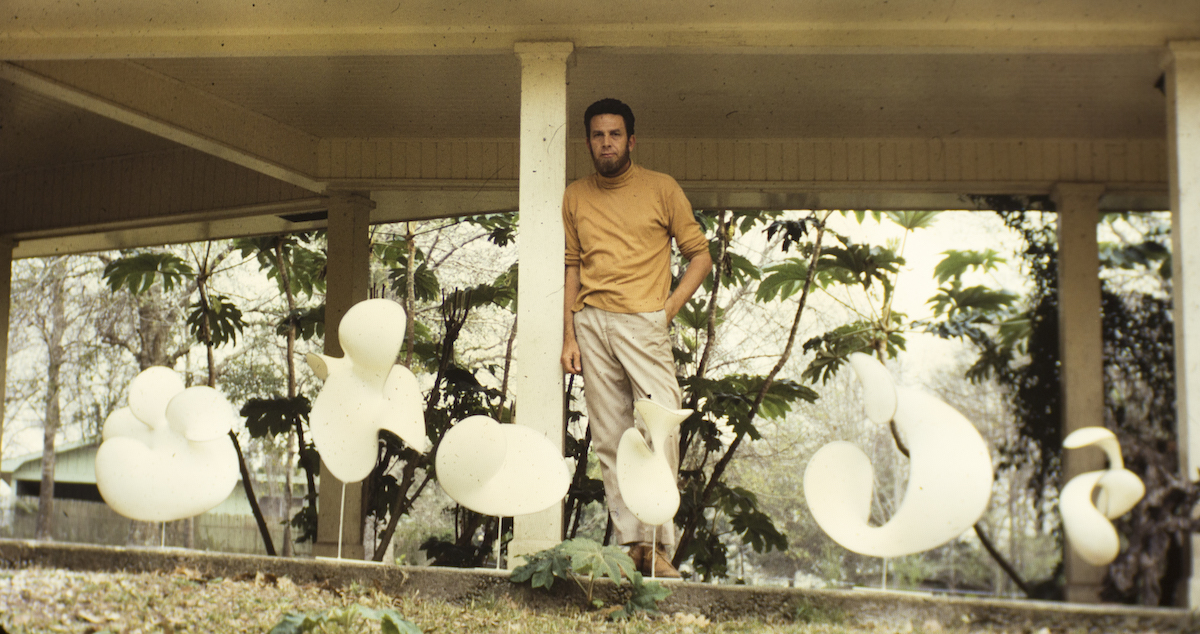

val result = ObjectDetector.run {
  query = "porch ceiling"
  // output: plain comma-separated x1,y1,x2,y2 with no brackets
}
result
0,0,1196,245
0,48,1170,174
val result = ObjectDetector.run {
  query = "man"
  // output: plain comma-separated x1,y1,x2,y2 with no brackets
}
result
561,98,713,577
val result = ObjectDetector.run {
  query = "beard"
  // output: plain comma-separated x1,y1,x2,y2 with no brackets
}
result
592,147,632,177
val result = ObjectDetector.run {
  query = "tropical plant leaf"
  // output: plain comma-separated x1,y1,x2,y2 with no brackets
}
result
277,304,326,341
103,252,195,294
716,485,788,554
928,280,1019,317
510,545,573,590
933,249,1007,284
236,233,327,299
188,293,245,347
886,210,940,230
241,396,311,439
557,537,638,585
464,212,518,247
757,258,809,302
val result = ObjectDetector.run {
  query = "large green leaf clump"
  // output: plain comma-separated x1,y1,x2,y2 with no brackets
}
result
510,538,670,618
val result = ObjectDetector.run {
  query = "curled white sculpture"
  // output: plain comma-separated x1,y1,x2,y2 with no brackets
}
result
804,352,994,557
435,415,570,517
307,298,430,483
1060,427,1145,566
95,366,239,522
616,399,692,526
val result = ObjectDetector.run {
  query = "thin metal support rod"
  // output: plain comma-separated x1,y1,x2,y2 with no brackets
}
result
651,525,657,580
496,517,503,570
160,522,166,548
337,481,347,560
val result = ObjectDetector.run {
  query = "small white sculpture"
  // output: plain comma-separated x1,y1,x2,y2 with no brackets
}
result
307,298,430,484
616,399,691,526
804,353,994,557
95,366,240,522
435,415,570,517
1060,427,1145,566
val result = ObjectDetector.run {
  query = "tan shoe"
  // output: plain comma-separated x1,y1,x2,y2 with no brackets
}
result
641,543,681,579
623,543,648,576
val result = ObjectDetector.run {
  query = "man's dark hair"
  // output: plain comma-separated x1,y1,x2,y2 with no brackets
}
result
584,98,635,136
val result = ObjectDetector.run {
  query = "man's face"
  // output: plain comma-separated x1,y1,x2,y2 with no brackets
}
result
587,113,636,177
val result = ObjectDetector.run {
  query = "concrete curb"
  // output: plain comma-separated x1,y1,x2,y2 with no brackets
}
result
1,539,1195,632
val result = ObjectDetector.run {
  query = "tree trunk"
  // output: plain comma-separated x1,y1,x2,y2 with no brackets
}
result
35,260,67,541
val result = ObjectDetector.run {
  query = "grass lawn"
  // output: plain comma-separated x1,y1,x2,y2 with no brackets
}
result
0,567,875,634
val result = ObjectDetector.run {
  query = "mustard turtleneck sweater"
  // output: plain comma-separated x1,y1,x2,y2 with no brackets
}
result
562,164,710,314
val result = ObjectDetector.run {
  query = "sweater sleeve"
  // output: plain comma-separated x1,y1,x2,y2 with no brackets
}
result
563,189,582,267
664,180,710,261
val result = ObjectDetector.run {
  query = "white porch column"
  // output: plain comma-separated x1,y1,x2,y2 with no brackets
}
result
0,238,12,462
1167,40,1200,609
314,193,375,560
508,41,573,562
1053,182,1106,604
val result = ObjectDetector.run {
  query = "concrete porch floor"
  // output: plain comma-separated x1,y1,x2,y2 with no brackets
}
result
0,539,1194,632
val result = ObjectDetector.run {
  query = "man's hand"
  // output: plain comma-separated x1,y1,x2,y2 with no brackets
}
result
561,336,583,375
563,265,584,375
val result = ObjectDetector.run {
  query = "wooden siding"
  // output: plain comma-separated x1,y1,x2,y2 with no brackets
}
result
321,136,1166,193
2,137,1167,238
0,148,315,235
319,138,519,182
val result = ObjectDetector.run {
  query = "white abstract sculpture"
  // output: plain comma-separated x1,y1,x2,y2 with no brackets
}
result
435,415,570,517
307,298,430,484
95,366,239,522
616,399,691,527
804,353,994,557
1060,427,1145,566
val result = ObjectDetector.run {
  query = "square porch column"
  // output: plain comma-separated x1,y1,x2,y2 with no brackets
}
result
508,41,573,562
313,193,375,560
1167,40,1200,609
1053,182,1107,604
0,238,11,462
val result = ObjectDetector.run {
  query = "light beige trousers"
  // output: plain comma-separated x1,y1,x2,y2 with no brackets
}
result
573,305,681,547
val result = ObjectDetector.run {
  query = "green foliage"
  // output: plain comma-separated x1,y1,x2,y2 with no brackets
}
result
278,305,326,341
463,213,518,247
188,293,246,347
235,233,327,299
716,485,788,554
756,258,810,303
102,252,195,293
933,248,1007,284
510,538,669,617
685,375,817,442
927,280,1019,318
269,604,421,634
1099,238,1172,279
764,217,813,253
376,237,441,303
241,396,311,439
801,320,905,384
886,210,940,230
819,233,904,294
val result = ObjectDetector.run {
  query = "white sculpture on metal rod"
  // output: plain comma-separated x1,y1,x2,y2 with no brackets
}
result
804,352,994,557
616,399,690,527
436,414,570,568
615,398,692,578
436,415,570,517
306,298,430,485
1060,427,1145,566
95,366,240,522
